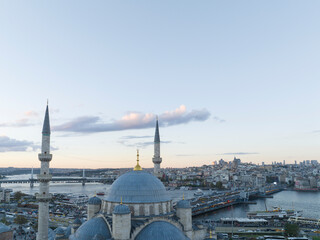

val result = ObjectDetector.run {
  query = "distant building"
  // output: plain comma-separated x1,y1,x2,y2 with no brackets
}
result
0,188,11,203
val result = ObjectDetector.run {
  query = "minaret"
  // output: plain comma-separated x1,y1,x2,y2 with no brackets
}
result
152,118,162,177
36,104,53,240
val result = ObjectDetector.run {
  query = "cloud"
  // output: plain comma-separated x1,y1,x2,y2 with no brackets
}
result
219,152,259,155
0,118,36,127
0,109,42,127
176,154,197,157
213,116,226,123
24,111,38,117
121,135,153,140
53,105,211,133
312,130,320,134
0,136,38,152
118,140,171,148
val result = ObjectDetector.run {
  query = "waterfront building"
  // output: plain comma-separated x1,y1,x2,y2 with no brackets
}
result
0,188,11,203
152,118,162,177
69,150,207,240
36,104,53,240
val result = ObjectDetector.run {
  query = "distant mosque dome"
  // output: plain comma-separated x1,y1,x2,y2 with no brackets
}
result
105,170,170,203
135,221,189,240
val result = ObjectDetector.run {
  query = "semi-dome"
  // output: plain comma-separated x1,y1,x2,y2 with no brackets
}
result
113,204,131,215
73,218,82,225
88,196,102,205
176,199,191,209
105,171,170,203
69,217,111,240
55,227,65,235
135,221,189,240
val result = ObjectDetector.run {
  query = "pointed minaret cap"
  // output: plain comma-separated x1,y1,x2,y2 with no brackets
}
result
154,117,160,143
42,104,51,135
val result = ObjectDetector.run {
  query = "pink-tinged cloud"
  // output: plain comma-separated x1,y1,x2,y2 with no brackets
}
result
53,105,211,133
24,111,39,117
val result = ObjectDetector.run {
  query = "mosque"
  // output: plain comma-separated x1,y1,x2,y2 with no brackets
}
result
37,105,212,240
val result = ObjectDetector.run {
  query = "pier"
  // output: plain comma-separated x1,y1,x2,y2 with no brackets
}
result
191,187,283,216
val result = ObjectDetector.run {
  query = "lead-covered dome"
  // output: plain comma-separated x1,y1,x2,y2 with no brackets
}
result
105,171,170,203
176,199,191,209
69,217,111,240
113,204,131,215
135,221,189,240
88,196,102,205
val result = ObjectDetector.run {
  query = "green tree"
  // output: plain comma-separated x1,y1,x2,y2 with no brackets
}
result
13,191,25,201
216,181,223,189
14,215,28,225
0,217,9,225
284,223,299,237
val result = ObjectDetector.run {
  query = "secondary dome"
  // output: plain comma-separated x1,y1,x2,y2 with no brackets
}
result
113,204,131,215
135,221,189,240
69,217,111,240
88,196,102,205
105,171,170,203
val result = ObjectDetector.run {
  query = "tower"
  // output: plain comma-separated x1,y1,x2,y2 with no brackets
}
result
176,198,192,239
112,202,131,240
87,196,102,220
152,118,162,177
36,104,53,240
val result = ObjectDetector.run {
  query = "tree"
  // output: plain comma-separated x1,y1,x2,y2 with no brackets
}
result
0,217,9,225
284,223,299,237
216,181,224,189
14,215,28,225
13,191,25,201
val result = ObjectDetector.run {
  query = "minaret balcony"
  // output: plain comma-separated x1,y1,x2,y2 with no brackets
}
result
35,192,52,202
152,157,162,164
37,174,52,182
38,153,52,161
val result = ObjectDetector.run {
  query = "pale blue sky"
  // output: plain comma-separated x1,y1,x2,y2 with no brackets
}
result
0,1,319,168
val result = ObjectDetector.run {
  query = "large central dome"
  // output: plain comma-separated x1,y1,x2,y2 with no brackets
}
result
105,170,170,203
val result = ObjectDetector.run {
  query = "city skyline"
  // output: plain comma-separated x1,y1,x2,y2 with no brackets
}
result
0,1,319,168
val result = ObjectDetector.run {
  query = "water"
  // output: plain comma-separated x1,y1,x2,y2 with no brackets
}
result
3,174,320,219
195,191,320,220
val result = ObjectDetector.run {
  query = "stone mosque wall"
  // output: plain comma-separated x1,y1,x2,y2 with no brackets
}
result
102,200,172,217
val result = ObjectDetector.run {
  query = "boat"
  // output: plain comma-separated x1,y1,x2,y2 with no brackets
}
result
247,207,302,219
194,189,204,196
96,192,105,196
61,193,89,205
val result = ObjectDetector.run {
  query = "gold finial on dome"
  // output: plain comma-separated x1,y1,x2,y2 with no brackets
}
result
120,197,123,205
134,149,142,171
209,229,213,238
182,193,185,200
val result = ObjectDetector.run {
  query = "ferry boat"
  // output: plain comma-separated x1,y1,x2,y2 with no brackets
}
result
194,189,204,196
247,207,302,219
96,192,105,196
61,193,89,205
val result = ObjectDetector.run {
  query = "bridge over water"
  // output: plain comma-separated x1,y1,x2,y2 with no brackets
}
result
0,169,114,187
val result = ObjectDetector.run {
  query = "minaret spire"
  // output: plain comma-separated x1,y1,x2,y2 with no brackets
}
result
42,104,51,136
152,117,162,177
154,116,160,143
36,103,53,240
